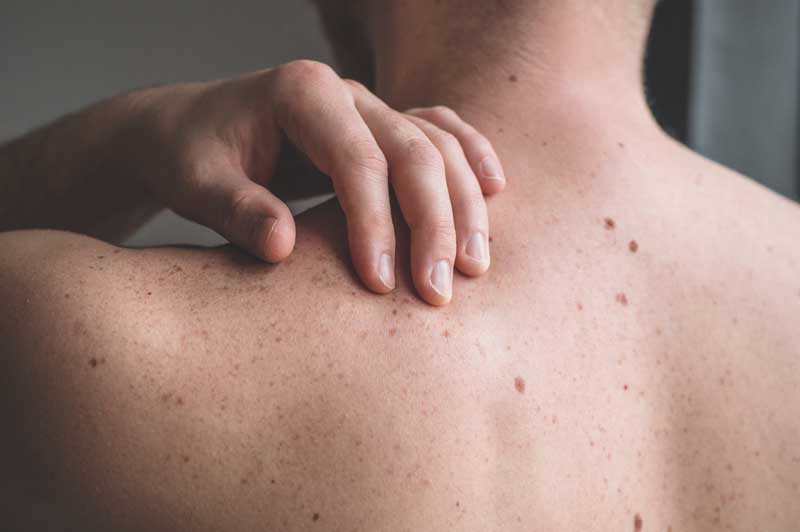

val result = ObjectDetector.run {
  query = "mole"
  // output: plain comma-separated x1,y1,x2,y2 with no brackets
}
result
629,240,639,253
576,302,583,311
389,327,397,337
633,513,643,531
623,384,629,391
618,141,625,149
88,358,98,368
616,293,629,306
509,74,518,82
312,513,320,522
488,236,494,243
96,255,105,260
514,377,526,394
604,217,616,230
442,329,450,338
392,309,398,316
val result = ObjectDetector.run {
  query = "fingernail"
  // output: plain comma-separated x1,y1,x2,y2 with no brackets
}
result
429,259,452,299
378,253,395,290
465,232,489,263
479,155,505,181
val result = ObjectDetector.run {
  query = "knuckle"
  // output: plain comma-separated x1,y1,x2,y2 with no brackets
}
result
432,129,461,154
418,211,457,240
279,59,337,83
402,136,443,169
222,187,255,233
425,105,460,122
343,78,367,94
338,138,388,178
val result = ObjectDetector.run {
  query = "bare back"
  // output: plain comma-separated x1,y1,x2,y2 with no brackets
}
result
2,124,799,531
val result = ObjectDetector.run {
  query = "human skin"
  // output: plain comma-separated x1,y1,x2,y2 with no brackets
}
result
0,62,506,305
2,1,800,530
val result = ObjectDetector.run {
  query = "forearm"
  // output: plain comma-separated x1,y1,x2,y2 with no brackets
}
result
0,89,165,241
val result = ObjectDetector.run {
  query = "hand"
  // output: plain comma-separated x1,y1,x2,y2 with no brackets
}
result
138,60,506,305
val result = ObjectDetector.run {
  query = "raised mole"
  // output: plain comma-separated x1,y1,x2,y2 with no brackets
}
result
634,513,642,531
629,240,639,253
514,377,526,394
616,293,629,306
604,218,616,230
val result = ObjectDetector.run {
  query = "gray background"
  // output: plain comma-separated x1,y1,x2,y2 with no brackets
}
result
1,1,797,246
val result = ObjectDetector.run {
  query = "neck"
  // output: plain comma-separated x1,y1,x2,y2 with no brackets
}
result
369,1,656,135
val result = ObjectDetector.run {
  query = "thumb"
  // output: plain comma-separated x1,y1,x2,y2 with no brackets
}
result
182,170,296,263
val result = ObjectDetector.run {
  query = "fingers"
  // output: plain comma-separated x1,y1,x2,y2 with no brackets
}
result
176,160,296,263
269,60,396,294
406,106,506,195
404,114,491,277
349,83,456,306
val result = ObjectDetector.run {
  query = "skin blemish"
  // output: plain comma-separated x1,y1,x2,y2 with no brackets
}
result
541,140,548,147
96,255,105,260
392,309,398,316
275,337,282,343
576,302,583,311
112,249,121,254
182,455,190,463
312,513,320,522
623,384,629,391
616,293,629,306
604,217,616,230
389,327,397,337
514,377,526,394
176,397,184,406
509,74,518,82
629,240,639,253
634,513,643,531
618,141,625,149
488,236,494,243
64,293,70,299
89,358,98,368
443,330,450,338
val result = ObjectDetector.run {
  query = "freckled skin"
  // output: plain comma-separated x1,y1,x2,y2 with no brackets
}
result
2,75,800,532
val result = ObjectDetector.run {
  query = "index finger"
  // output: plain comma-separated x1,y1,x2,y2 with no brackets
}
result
269,60,397,293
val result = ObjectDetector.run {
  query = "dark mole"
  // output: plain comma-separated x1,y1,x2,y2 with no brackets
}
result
629,240,639,253
509,74,518,82
634,513,642,531
89,358,98,368
312,513,320,522
616,293,629,306
604,218,616,230
514,376,526,394
146,291,152,296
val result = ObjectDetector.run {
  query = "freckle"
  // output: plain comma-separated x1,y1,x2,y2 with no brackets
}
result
389,327,397,337
182,455,190,463
629,240,638,253
275,336,282,343
634,513,642,531
406,312,412,318
176,397,184,406
442,329,450,338
312,513,320,521
392,309,397,316
64,293,70,299
623,384,629,391
508,74,518,82
655,327,662,336
241,478,248,485
616,293,628,306
88,358,98,368
488,236,494,243
618,141,625,149
552,415,557,424
174,265,184,273
146,291,152,296
514,376,525,394
726,463,733,472
604,217,616,230
576,302,583,311
97,255,104,260
112,249,121,254
270,479,276,484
